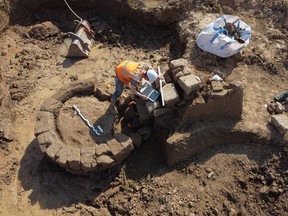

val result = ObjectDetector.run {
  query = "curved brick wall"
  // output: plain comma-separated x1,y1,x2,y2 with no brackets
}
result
34,78,134,174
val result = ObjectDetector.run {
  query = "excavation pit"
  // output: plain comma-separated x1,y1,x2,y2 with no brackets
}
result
58,96,114,145
27,1,287,176
34,72,260,175
34,79,136,174
1,0,288,214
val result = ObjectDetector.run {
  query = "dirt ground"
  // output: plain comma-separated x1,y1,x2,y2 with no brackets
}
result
0,0,288,215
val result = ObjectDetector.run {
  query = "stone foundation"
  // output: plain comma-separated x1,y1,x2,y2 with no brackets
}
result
34,78,135,174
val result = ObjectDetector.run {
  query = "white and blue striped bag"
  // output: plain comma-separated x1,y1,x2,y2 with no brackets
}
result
196,15,251,58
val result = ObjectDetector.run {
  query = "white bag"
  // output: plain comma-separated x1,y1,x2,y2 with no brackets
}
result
196,15,251,58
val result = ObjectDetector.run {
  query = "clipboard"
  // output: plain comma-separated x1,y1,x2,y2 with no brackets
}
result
140,82,160,102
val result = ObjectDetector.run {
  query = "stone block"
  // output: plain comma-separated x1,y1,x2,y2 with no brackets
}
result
45,142,63,161
178,74,201,95
162,83,180,107
80,147,97,172
170,58,187,69
95,143,111,156
179,85,243,126
106,138,127,162
40,97,62,115
34,111,55,136
171,67,183,75
55,146,72,167
173,71,185,82
52,79,95,103
183,66,192,75
67,147,81,171
97,155,114,170
114,133,134,151
271,114,288,134
37,130,62,153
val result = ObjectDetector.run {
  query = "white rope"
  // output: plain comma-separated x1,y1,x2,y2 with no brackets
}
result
63,0,83,22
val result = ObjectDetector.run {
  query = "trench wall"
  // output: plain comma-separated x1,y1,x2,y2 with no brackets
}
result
164,85,245,166
9,0,190,26
179,85,243,127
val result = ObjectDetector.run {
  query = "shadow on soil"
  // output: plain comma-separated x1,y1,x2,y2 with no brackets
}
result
17,133,168,209
18,138,116,209
57,57,84,68
18,128,283,209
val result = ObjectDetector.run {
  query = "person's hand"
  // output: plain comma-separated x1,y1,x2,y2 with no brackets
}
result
158,73,164,80
141,94,148,101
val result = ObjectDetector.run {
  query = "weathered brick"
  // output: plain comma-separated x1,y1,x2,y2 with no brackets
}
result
55,146,72,167
173,71,185,82
52,79,95,103
171,67,183,76
162,83,180,107
271,114,288,134
40,97,63,114
183,66,192,75
170,58,187,69
95,143,111,156
178,74,201,95
106,138,127,162
80,147,97,172
34,111,55,136
45,142,63,161
67,147,81,171
37,130,62,153
114,133,134,151
97,155,114,170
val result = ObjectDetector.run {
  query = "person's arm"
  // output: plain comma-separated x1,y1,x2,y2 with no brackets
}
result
158,73,164,80
130,85,147,100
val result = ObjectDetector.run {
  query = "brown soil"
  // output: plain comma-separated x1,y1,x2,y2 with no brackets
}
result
0,0,288,215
